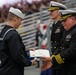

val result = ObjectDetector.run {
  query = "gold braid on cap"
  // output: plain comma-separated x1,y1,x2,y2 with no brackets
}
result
60,14,72,21
48,7,59,11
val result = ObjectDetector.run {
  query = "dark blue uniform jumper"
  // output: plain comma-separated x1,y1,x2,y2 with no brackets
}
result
0,25,32,75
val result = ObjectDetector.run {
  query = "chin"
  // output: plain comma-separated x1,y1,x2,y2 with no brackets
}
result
64,27,66,30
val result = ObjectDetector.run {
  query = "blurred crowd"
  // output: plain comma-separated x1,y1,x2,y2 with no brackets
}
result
0,0,69,23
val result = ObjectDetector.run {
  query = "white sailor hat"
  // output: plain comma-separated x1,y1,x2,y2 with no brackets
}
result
59,10,76,21
48,1,67,11
9,7,25,19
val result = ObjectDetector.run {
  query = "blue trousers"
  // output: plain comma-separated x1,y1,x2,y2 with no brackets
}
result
40,68,52,75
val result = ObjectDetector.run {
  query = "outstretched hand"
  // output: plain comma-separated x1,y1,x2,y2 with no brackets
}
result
41,57,52,62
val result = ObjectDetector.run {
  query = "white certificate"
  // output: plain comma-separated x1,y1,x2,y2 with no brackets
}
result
29,49,50,57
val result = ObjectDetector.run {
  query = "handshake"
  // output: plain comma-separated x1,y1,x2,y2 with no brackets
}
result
31,58,39,66
31,56,53,71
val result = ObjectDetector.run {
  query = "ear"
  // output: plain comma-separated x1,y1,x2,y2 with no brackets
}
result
13,17,17,22
71,16,76,21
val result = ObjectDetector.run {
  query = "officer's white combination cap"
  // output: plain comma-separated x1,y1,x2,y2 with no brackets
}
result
48,1,67,11
9,7,25,19
59,10,76,21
